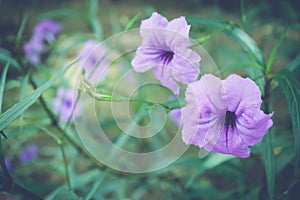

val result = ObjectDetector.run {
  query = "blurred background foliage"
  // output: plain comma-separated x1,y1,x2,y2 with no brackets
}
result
0,0,300,199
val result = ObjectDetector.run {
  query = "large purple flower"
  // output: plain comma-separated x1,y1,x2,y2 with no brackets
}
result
182,74,273,158
131,12,201,95
77,40,109,83
53,87,82,122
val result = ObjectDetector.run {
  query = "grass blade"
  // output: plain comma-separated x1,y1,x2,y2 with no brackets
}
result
266,28,288,74
287,54,300,72
0,60,77,131
275,69,300,168
0,62,10,114
89,0,103,41
0,48,21,70
124,13,141,31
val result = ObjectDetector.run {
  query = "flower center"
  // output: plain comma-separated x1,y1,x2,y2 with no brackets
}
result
161,51,174,65
224,111,236,151
64,99,72,108
225,111,236,131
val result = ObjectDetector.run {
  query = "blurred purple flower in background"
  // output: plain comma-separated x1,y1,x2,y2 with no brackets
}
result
53,87,82,122
24,19,62,65
19,143,38,162
77,39,109,83
4,157,12,171
131,12,201,95
182,74,273,158
33,19,62,43
23,36,44,65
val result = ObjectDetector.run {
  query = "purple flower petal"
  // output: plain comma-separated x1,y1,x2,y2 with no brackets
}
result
53,87,82,123
132,12,201,95
182,74,273,158
4,157,12,171
19,143,38,162
77,40,108,83
34,19,62,42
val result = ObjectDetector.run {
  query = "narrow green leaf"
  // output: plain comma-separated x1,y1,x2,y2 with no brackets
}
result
287,54,300,72
0,62,10,114
84,169,109,200
19,72,30,131
276,69,300,168
185,154,234,188
89,0,103,41
0,60,77,131
16,12,30,47
0,48,21,70
187,17,266,66
124,13,141,31
266,28,288,74
194,34,213,45
262,130,275,200
53,188,81,200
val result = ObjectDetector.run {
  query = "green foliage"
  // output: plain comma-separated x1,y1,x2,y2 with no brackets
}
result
0,60,76,131
276,69,300,168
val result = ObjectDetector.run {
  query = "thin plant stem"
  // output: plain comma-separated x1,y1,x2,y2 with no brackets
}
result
59,141,72,190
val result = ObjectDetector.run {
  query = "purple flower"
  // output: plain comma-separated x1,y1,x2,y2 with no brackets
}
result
131,12,201,95
169,108,181,127
19,143,38,162
182,74,273,158
23,36,44,65
53,87,82,122
77,40,109,83
24,19,62,65
34,19,62,43
4,157,12,171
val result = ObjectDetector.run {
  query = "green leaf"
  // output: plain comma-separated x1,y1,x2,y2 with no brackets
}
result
16,12,30,47
0,48,21,70
187,17,266,67
287,54,300,72
266,28,288,74
0,60,76,131
53,188,81,200
0,62,10,114
185,154,234,188
89,0,103,41
124,13,141,31
275,69,300,168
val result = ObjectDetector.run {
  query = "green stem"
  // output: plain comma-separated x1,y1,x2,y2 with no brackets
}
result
59,141,71,190
262,76,275,200
84,169,110,200
28,77,107,171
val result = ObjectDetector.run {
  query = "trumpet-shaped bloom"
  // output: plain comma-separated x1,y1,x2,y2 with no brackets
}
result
182,74,273,158
131,12,201,95
77,40,109,83
53,87,82,122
